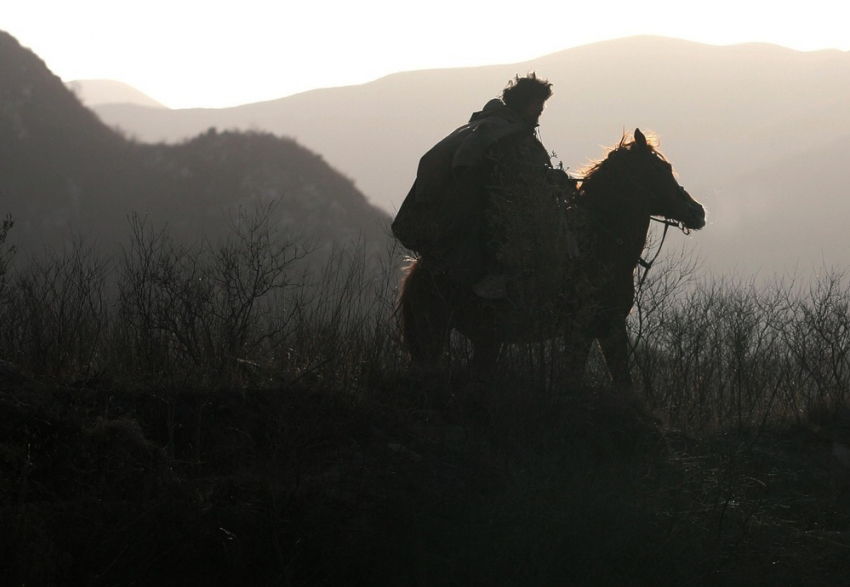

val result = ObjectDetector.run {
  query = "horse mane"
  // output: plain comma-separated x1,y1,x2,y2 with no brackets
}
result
576,130,667,184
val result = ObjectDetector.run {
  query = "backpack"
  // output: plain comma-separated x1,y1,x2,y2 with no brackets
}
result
392,113,526,252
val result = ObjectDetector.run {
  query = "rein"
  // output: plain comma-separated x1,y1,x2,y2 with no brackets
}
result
637,217,681,289
580,202,684,289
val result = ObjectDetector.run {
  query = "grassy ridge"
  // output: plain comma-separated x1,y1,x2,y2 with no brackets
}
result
0,218,849,585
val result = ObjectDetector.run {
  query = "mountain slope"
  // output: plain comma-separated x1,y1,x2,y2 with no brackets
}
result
708,135,850,274
0,31,390,255
66,79,167,108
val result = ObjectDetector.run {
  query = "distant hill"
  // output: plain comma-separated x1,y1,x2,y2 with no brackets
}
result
88,36,850,278
66,79,167,109
0,31,391,259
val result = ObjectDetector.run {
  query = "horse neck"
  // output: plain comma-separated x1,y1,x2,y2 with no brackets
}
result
578,173,652,264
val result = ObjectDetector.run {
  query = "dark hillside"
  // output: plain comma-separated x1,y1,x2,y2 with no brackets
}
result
128,129,387,248
0,32,129,244
0,31,390,254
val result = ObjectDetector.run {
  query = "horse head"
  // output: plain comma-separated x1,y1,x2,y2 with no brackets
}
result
597,129,706,231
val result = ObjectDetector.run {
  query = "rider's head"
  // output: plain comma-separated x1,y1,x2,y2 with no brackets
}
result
502,73,553,125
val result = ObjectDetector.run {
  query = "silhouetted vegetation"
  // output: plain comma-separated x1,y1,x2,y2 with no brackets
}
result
1,213,848,586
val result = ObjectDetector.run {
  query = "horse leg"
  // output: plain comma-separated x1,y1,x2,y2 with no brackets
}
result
597,318,634,391
402,296,451,369
598,318,658,421
457,336,500,418
469,337,500,387
562,330,592,391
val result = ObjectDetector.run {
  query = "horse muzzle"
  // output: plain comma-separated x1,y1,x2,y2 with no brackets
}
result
679,188,706,230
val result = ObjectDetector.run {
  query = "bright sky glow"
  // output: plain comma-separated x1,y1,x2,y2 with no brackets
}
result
4,0,849,109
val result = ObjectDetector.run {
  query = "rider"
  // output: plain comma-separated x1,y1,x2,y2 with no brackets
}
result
392,73,575,299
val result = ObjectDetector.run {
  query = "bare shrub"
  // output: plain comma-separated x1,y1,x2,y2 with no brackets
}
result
631,259,850,431
115,205,309,381
0,213,13,262
281,238,407,389
0,237,109,375
777,270,850,417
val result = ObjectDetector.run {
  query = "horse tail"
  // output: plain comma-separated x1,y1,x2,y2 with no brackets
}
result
397,257,425,351
397,257,450,366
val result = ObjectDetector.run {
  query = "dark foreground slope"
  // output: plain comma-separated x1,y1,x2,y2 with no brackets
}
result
0,31,389,255
1,368,848,586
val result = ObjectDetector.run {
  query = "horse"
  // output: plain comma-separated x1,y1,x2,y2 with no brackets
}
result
397,128,706,390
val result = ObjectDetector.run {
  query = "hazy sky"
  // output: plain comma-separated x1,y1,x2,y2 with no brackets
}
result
5,0,849,109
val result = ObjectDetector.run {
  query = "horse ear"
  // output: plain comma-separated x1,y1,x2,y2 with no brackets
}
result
634,128,647,147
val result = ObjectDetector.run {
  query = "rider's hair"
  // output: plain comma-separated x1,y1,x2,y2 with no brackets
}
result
502,73,553,110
